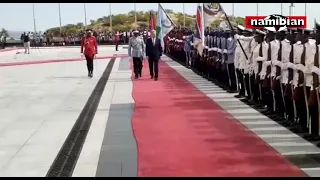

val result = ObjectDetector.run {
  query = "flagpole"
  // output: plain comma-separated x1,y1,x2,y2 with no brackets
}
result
109,3,112,31
84,3,87,29
58,3,62,35
134,3,137,30
201,3,204,46
256,3,259,16
32,3,37,34
304,3,307,16
183,3,186,27
280,3,283,15
232,3,234,19
220,4,248,60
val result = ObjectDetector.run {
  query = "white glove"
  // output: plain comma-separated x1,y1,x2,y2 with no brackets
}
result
218,49,222,53
223,49,227,54
281,63,287,70
296,64,305,72
213,47,218,51
288,62,296,70
312,66,320,75
276,76,281,80
246,60,250,64
235,34,239,39
263,61,272,66
256,56,266,62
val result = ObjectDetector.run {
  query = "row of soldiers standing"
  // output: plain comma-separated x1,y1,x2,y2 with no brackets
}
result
166,25,320,146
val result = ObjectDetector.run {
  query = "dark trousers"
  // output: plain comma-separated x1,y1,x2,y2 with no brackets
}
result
295,87,311,129
309,103,320,136
85,55,94,72
148,57,159,78
284,84,295,121
273,80,285,117
227,63,237,91
133,57,142,76
244,73,251,98
115,41,119,51
236,69,245,95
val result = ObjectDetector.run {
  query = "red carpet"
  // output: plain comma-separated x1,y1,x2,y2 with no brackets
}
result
0,54,127,67
131,59,306,177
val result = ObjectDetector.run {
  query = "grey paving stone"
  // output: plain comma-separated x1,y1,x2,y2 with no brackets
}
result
95,103,137,177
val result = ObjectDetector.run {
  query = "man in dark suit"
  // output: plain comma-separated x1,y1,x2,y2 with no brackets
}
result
146,30,162,81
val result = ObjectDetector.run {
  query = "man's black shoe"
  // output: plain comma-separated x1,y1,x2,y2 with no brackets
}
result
154,77,158,81
135,75,139,79
151,76,153,79
234,94,245,98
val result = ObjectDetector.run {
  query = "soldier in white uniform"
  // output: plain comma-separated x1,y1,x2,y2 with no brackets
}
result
234,25,247,98
310,25,320,143
128,30,145,79
235,28,254,102
290,28,311,133
308,23,320,143
257,30,273,112
251,29,266,105
269,31,285,121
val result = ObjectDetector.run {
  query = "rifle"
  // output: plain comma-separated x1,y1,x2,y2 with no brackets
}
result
216,35,222,70
221,36,228,72
262,42,272,88
308,43,319,106
256,42,263,101
273,41,282,90
212,35,218,67
309,43,320,135
277,40,287,118
292,45,306,101
284,44,294,97
207,35,213,68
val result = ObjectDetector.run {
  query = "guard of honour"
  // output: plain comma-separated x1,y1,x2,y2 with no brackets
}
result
166,24,320,147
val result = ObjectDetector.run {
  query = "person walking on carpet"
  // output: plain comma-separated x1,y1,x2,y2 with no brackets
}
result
146,30,162,81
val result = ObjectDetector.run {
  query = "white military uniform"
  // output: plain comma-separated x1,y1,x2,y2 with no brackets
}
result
270,39,281,79
303,39,317,89
290,41,304,87
251,40,262,77
257,41,270,80
236,35,254,74
280,39,292,85
248,38,258,75
311,44,320,85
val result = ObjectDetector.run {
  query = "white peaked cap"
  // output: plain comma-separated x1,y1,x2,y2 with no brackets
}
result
237,25,245,30
256,29,266,35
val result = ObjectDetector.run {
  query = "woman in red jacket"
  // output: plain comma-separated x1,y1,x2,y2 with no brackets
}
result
81,29,98,77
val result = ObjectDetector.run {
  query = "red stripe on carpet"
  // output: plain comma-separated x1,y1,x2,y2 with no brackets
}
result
130,59,306,177
0,55,128,67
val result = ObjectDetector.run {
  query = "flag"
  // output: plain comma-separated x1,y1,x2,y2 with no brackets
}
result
315,18,320,31
149,11,156,30
194,5,204,56
156,3,175,48
203,3,225,28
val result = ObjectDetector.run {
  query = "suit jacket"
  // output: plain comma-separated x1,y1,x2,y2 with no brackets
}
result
146,37,162,60
128,36,145,58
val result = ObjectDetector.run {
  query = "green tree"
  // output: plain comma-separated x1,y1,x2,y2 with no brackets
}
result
45,10,245,35
0,28,9,37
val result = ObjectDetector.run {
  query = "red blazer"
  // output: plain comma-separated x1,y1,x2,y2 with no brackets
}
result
81,36,98,56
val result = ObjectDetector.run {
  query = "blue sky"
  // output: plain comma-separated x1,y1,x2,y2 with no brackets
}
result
2,3,319,31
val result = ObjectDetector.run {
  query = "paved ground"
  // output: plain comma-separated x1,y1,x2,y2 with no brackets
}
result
0,46,319,177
